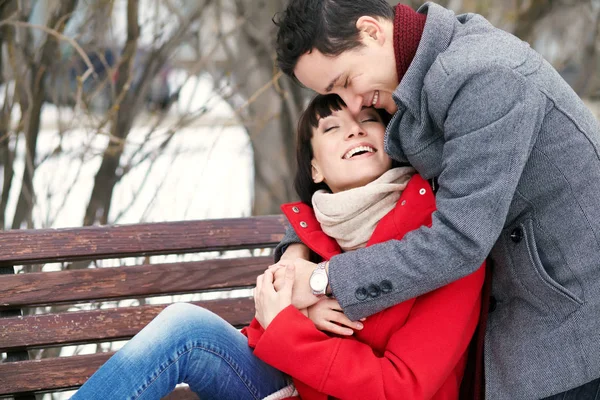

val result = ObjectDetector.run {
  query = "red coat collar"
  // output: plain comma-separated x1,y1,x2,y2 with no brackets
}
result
281,174,436,259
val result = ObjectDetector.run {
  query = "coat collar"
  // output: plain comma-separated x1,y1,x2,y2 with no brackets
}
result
281,202,341,260
281,175,436,260
393,4,427,85
394,3,456,116
385,3,457,165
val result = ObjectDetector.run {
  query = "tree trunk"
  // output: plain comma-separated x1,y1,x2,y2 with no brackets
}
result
82,0,203,226
207,0,310,215
83,0,140,226
249,81,304,216
512,0,553,42
10,0,78,229
571,5,600,97
0,0,17,230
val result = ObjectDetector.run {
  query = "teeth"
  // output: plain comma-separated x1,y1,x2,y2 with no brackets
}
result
343,146,375,159
372,91,379,106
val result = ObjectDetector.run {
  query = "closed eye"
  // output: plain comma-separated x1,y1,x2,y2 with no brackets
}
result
361,118,378,123
324,126,338,133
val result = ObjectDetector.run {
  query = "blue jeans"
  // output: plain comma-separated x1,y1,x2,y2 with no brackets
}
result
71,303,290,400
542,377,600,400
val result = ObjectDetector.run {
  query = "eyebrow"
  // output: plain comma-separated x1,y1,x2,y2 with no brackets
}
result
325,74,341,93
316,113,338,129
317,115,332,126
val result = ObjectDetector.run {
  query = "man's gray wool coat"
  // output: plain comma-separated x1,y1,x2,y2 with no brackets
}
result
275,3,600,399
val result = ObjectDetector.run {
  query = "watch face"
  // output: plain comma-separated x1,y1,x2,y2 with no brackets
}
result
310,273,328,292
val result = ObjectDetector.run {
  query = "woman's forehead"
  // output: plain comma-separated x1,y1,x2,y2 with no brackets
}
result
317,106,378,123
316,108,347,123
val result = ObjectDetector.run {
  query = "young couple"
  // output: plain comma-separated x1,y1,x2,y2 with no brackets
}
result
74,0,600,399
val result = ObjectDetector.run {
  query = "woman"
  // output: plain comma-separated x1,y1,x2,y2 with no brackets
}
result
72,94,484,400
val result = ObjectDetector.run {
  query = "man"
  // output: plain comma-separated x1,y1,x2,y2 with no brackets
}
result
271,1,600,399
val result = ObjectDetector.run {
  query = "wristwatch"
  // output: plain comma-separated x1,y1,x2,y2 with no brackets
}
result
309,261,329,296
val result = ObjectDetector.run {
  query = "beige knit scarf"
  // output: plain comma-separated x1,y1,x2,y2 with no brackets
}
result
312,167,416,251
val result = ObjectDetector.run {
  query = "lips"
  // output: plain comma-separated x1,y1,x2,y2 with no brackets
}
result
343,145,376,160
371,91,379,107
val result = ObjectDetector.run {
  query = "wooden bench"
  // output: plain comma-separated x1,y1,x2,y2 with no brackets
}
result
0,215,287,399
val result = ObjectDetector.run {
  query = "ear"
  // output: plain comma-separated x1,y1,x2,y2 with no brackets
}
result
356,16,386,45
311,160,324,183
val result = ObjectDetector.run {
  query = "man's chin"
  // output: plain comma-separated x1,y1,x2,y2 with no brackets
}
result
376,94,398,114
384,103,399,114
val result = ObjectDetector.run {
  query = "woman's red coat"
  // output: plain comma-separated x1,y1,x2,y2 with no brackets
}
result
242,175,485,400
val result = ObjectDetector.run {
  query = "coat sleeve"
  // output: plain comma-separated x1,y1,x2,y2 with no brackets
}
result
253,265,485,400
273,223,303,262
240,317,265,348
328,65,547,320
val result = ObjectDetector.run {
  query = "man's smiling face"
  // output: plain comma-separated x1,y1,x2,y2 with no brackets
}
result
293,17,399,116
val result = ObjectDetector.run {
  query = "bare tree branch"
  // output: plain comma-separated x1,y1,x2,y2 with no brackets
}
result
83,0,209,226
11,0,78,229
0,18,98,90
83,0,140,226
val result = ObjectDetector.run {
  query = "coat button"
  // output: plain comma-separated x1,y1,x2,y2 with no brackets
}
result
510,227,523,243
300,221,308,228
368,284,381,298
292,206,300,213
355,287,368,301
380,280,393,293
489,296,497,313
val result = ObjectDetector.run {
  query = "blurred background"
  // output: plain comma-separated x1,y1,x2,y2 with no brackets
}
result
0,1,599,397
0,0,598,231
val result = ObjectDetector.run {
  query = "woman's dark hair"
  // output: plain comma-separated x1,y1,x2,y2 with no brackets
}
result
274,0,395,79
294,94,393,205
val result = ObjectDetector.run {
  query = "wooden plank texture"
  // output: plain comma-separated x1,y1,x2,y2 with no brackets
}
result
0,352,200,398
0,298,255,351
163,387,200,400
0,347,216,398
0,215,286,265
0,215,283,397
0,256,270,309
0,352,113,395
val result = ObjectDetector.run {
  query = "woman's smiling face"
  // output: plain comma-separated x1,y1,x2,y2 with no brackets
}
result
311,106,392,193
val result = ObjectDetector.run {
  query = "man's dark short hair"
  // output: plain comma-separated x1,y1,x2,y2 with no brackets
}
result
274,0,395,79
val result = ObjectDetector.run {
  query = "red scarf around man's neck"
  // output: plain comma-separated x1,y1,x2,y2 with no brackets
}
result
393,4,427,84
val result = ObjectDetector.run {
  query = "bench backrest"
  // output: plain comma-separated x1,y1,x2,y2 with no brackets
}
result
0,215,287,399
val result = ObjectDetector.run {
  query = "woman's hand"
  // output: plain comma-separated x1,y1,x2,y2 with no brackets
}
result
254,265,296,329
265,242,310,293
307,298,364,336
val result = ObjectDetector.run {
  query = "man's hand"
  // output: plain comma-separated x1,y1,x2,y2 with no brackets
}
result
307,298,363,336
254,265,295,329
270,258,322,309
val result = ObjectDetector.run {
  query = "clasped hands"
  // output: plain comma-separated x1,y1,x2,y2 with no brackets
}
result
253,258,364,335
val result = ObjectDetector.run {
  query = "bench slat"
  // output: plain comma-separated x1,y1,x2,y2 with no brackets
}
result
0,256,269,309
0,215,286,397
0,352,201,398
0,352,202,398
0,215,286,265
0,352,112,395
163,387,200,400
0,298,255,351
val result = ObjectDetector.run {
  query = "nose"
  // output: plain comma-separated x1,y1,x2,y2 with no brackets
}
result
346,120,365,139
339,92,363,116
